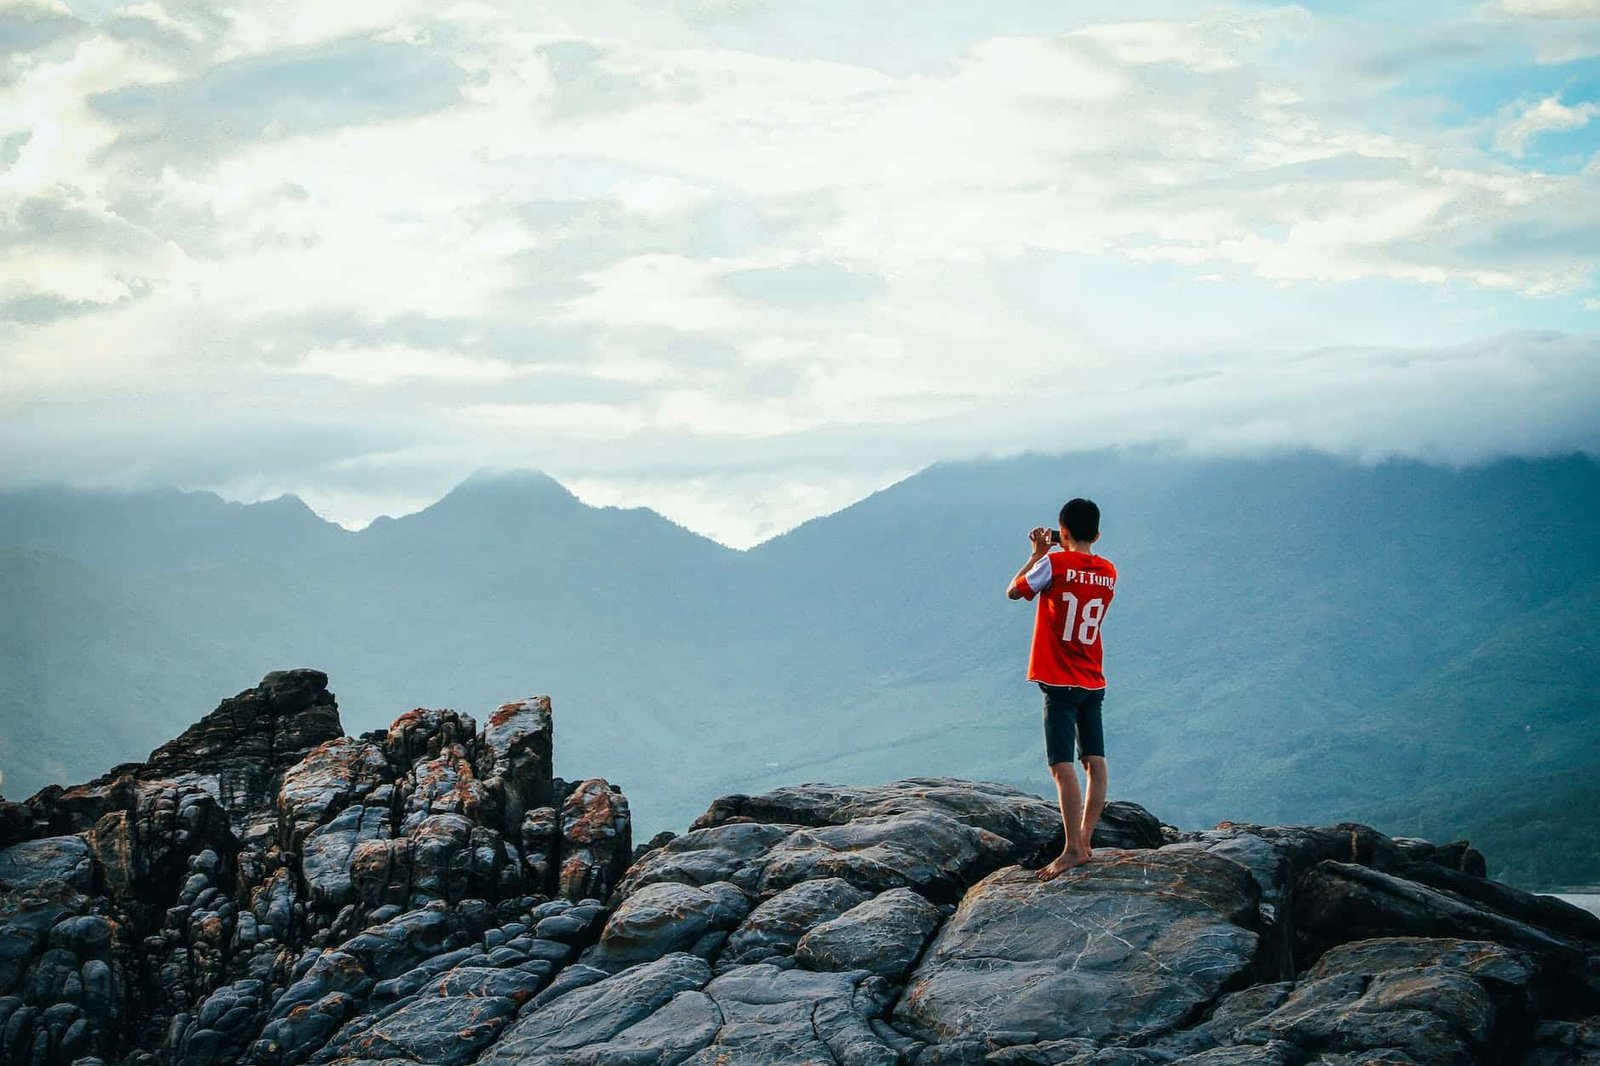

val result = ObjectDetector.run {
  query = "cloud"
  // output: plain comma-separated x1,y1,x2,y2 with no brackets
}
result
283,343,540,385
88,36,465,168
1,1,1598,543
1486,0,1600,59
1494,93,1600,156
0,0,85,61
1491,0,1600,18
565,465,916,548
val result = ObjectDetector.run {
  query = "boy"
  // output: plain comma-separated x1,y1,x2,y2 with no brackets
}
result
1006,497,1116,880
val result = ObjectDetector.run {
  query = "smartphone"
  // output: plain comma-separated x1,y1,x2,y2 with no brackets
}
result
1048,529,1061,545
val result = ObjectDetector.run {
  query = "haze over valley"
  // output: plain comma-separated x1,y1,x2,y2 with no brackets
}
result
6,448,1598,887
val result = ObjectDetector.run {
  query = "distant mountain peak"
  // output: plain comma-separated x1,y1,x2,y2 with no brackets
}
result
419,467,582,518
459,466,567,489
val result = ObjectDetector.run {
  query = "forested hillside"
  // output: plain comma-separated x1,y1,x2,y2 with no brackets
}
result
5,451,1598,885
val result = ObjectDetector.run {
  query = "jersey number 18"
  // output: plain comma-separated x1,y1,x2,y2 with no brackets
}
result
1059,592,1105,645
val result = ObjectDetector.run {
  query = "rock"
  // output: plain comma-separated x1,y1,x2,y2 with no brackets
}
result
313,966,544,1065
1172,1045,1301,1065
276,738,390,850
301,806,390,910
1235,937,1539,1065
397,744,488,829
689,963,898,1064
0,801,32,850
406,814,509,906
1145,980,1296,1059
612,821,798,900
5,669,1596,1066
144,669,343,826
797,886,945,982
1396,860,1600,945
349,814,517,911
476,952,712,1063
557,779,631,902
754,810,1018,902
1091,800,1164,850
479,951,900,1065
0,677,644,1066
1393,837,1487,877
249,906,470,1064
581,881,751,972
1295,860,1600,1012
1216,822,1407,878
383,708,478,767
1164,833,1294,910
479,697,554,837
895,850,1265,1052
518,807,559,898
85,782,234,908
173,978,270,1066
1162,830,1300,979
0,838,93,893
1307,935,1540,990
1521,1016,1600,1065
633,830,676,863
692,778,1064,865
720,876,869,967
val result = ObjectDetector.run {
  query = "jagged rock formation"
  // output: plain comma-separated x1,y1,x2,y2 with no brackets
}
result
0,672,1596,1065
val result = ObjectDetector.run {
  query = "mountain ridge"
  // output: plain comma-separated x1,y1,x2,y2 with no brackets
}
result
4,449,1598,887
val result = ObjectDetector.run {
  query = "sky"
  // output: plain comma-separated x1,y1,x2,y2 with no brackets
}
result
1,0,1598,547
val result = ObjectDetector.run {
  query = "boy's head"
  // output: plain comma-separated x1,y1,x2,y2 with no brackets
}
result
1058,497,1100,545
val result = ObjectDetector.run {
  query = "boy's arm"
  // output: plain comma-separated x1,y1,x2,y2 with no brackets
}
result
1007,528,1054,600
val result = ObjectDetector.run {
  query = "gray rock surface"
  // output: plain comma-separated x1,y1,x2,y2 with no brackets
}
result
720,876,868,967
755,810,1012,902
581,880,751,972
479,696,555,837
1235,937,1538,1065
0,838,93,893
2,671,1596,1066
692,778,1066,865
476,952,712,1063
301,805,390,909
797,886,945,981
1295,859,1600,1010
611,820,798,899
894,849,1266,1050
1521,1016,1600,1065
556,778,631,902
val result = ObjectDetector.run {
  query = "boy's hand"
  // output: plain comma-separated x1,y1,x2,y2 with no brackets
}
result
1029,527,1052,556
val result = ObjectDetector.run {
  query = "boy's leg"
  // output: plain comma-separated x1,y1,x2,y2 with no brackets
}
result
1078,689,1109,855
1080,757,1108,855
1038,760,1089,880
1038,685,1092,880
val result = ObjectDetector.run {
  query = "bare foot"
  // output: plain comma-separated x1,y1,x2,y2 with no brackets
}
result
1035,847,1091,881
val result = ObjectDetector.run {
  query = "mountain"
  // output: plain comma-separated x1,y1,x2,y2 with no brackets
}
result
1359,578,1600,886
0,547,244,791
730,450,1600,852
3,450,1599,886
0,484,350,575
1,670,1596,1066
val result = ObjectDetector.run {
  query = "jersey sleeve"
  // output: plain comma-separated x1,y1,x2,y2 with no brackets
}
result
1012,554,1053,600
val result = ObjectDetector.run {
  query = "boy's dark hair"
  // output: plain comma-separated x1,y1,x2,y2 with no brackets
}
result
1059,498,1100,542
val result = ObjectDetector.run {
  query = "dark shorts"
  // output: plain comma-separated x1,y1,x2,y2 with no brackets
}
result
1039,683,1106,764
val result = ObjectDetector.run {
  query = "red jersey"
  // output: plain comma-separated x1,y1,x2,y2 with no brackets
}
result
1012,549,1117,688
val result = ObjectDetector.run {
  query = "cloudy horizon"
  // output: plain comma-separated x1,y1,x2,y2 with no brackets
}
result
3,0,1598,546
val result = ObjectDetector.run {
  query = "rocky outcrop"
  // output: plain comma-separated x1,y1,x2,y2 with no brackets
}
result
2,671,1597,1066
0,672,624,1066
